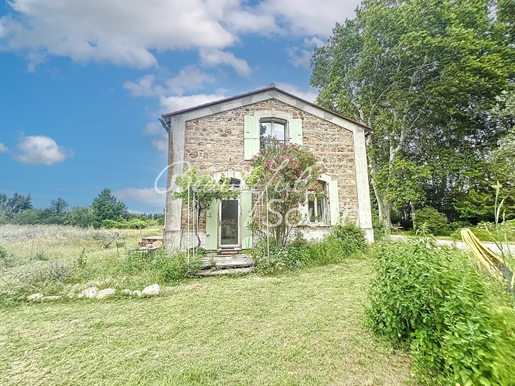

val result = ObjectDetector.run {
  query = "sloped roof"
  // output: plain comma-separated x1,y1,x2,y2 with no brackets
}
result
161,84,371,131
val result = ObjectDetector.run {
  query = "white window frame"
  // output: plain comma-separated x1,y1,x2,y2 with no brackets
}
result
260,118,288,147
307,180,329,225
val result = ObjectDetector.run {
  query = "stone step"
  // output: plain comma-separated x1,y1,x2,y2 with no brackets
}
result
197,267,254,277
201,254,254,269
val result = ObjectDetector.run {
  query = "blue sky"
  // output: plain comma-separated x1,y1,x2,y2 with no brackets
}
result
0,0,360,213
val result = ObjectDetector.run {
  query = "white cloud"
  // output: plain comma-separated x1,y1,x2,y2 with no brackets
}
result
151,139,168,153
0,143,8,153
288,37,326,68
1,0,237,68
166,66,217,96
159,93,227,113
144,122,162,136
114,187,165,209
275,83,318,103
15,135,72,165
123,75,163,97
199,49,251,76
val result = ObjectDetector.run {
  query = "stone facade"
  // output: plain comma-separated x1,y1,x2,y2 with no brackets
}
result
182,99,358,229
162,86,373,249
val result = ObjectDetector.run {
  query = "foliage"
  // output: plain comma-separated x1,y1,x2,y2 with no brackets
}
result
414,206,448,235
311,0,515,225
122,250,201,285
367,238,515,385
64,206,95,227
174,167,239,247
252,223,366,275
246,138,322,248
91,188,128,227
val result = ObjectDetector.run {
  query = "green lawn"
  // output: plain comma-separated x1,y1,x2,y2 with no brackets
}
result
1,260,411,385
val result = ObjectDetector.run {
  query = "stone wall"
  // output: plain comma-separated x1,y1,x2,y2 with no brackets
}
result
179,98,358,230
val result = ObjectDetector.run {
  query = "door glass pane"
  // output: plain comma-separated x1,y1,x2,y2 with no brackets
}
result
221,200,239,246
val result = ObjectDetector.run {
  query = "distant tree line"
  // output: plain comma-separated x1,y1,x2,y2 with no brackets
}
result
0,188,164,228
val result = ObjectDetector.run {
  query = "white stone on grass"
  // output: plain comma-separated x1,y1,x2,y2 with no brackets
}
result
96,288,116,299
27,293,44,302
78,287,98,299
142,284,160,297
120,289,132,296
132,290,142,298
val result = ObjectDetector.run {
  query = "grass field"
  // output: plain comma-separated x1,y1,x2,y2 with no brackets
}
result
1,225,412,385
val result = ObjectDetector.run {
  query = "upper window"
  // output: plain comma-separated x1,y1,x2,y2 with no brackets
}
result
260,118,287,148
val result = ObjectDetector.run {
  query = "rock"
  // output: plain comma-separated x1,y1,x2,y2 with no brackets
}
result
67,292,75,299
96,288,116,299
78,287,98,299
132,290,142,298
120,289,132,296
142,284,160,297
40,296,61,302
27,293,44,302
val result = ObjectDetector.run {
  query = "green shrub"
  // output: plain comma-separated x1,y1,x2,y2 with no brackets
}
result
414,207,449,235
367,238,515,385
330,222,367,255
122,250,201,285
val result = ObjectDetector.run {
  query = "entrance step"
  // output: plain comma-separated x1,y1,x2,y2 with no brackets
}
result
197,267,254,277
218,248,242,255
201,254,254,269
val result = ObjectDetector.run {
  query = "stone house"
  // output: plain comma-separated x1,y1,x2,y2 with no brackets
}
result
160,84,373,251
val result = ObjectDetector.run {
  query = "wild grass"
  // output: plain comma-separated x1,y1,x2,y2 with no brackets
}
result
0,260,412,385
0,224,168,304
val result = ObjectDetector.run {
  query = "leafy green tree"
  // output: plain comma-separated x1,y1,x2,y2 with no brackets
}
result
65,206,95,227
246,138,323,248
5,192,33,214
91,189,128,227
311,0,514,226
174,167,240,247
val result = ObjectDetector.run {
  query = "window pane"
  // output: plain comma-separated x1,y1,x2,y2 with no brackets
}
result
273,123,285,141
261,122,272,137
308,200,315,222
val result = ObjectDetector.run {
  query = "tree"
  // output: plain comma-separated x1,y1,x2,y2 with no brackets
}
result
65,206,95,227
173,167,239,248
91,189,128,227
245,138,323,248
5,192,32,214
311,0,514,226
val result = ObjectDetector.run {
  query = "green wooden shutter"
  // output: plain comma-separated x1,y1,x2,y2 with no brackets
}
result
240,190,253,249
205,200,219,250
244,115,260,160
329,180,340,226
289,118,303,145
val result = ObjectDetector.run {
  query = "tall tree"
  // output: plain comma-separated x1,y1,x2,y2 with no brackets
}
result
5,193,33,214
91,188,128,227
311,0,514,225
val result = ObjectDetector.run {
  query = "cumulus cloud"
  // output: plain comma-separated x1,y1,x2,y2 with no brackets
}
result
199,49,251,76
0,143,8,153
159,93,227,113
143,122,168,153
1,0,359,70
275,82,318,103
123,75,163,97
166,67,217,96
114,187,165,209
15,135,72,165
1,0,238,68
288,37,326,68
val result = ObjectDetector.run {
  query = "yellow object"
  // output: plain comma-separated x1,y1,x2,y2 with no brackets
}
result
460,228,506,282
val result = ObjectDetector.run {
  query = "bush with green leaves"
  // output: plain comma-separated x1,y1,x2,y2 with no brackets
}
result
414,206,449,235
330,223,367,255
367,238,515,385
122,250,201,285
